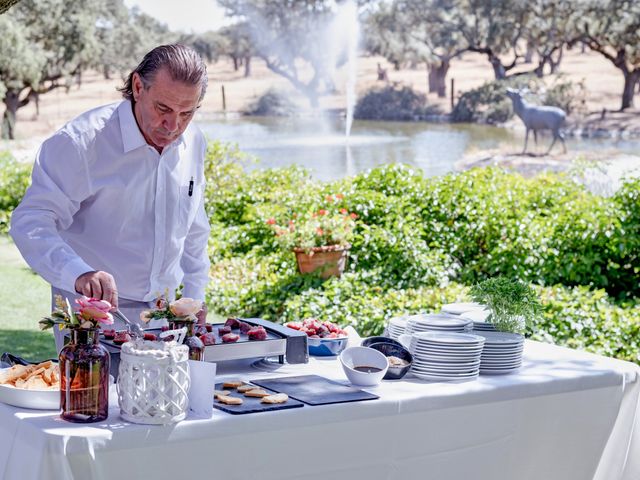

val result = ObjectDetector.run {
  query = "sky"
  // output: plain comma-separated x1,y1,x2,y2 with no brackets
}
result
123,0,228,33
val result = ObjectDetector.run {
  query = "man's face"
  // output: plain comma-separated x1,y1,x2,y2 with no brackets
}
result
132,68,201,152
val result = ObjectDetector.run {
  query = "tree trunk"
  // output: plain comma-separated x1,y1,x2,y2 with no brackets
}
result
427,61,450,98
244,56,251,77
232,56,239,71
525,42,535,63
549,46,564,74
490,55,506,80
621,70,640,111
103,65,111,80
1,91,19,140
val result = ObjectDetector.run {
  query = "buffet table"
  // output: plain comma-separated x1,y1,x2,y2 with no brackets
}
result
1,340,639,480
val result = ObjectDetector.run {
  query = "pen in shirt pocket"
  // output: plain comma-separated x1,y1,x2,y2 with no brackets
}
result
188,176,194,197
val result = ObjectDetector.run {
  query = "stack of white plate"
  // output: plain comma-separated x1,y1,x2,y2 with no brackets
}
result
460,309,496,332
386,316,408,340
475,331,524,375
405,314,472,335
407,331,485,381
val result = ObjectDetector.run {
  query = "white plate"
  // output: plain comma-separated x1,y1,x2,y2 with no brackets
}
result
474,331,524,344
441,303,486,315
412,331,486,344
0,381,59,410
412,371,480,382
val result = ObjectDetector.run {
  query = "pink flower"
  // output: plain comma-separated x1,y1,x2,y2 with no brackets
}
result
169,297,202,318
266,218,276,225
75,296,114,325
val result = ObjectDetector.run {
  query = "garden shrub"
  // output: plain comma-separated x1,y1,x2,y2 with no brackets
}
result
0,151,31,234
354,85,440,121
2,142,640,363
244,88,299,117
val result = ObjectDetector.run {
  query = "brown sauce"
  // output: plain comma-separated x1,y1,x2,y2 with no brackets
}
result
353,366,383,373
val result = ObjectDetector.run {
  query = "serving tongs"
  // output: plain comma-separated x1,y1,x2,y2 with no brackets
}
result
112,309,145,338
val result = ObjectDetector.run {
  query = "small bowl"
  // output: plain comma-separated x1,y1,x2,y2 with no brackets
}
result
307,336,349,356
339,346,389,386
361,336,404,349
367,342,413,380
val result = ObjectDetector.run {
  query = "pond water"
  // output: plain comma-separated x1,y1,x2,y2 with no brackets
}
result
197,115,640,181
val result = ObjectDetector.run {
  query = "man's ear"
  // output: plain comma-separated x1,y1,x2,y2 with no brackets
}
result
132,73,143,101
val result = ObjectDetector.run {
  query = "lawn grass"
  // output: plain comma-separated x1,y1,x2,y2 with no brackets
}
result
0,235,56,360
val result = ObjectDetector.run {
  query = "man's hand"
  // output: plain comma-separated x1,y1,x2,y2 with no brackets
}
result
75,271,118,309
196,302,208,325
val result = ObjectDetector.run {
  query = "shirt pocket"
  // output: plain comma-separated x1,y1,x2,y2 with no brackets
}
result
177,182,202,233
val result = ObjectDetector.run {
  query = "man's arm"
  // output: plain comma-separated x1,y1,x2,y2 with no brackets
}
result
9,132,118,307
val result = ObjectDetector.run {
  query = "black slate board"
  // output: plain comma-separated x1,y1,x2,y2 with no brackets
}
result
251,375,379,406
213,382,304,415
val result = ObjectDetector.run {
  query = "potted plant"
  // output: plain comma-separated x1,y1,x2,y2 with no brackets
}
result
40,295,114,422
267,194,358,278
469,276,542,334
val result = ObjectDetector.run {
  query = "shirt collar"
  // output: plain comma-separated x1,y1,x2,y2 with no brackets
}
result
118,100,186,154
118,100,147,153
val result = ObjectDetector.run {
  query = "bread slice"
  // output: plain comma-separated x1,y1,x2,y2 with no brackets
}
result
244,388,269,398
217,394,243,405
261,393,289,404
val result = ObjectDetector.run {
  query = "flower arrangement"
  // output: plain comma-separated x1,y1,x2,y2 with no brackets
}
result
267,194,358,253
139,296,203,324
39,295,114,330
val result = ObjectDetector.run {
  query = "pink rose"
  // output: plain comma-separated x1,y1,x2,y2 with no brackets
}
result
169,297,202,318
75,296,114,325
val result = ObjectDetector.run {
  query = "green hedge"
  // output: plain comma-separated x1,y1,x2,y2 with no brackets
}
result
202,146,640,362
1,143,639,363
0,151,31,234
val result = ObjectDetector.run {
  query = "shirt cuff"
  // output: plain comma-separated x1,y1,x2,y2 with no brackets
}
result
59,258,95,294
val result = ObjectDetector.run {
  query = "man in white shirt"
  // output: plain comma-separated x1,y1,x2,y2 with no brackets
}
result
10,44,211,350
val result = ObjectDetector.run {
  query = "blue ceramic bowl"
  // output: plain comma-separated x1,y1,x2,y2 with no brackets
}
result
307,336,349,356
361,336,404,349
367,342,413,380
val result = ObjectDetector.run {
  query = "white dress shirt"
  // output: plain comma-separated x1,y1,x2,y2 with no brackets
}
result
10,100,211,302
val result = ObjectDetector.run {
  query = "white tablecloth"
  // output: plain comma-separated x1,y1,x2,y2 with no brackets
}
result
0,341,639,480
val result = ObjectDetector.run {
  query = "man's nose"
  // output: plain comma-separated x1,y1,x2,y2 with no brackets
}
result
163,113,179,132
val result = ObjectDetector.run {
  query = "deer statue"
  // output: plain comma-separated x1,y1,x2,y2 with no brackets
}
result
505,88,567,155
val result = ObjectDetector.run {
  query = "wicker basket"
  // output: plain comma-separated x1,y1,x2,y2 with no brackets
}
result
117,337,190,425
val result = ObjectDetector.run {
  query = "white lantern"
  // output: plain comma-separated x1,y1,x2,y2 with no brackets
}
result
117,336,190,425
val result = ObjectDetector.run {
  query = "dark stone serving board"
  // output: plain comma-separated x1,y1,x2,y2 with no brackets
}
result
251,375,379,406
213,382,304,415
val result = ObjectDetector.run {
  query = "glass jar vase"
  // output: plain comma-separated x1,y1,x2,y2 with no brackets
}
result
170,320,204,361
59,328,110,423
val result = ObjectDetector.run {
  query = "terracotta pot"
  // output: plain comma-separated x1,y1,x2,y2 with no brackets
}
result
293,244,350,279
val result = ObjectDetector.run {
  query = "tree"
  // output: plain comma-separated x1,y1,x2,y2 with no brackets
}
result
218,23,254,77
455,0,530,80
0,0,21,15
93,4,175,81
526,0,579,77
218,0,359,108
0,0,103,139
573,0,640,110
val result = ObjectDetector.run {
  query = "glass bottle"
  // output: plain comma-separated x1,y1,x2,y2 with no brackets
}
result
59,328,110,423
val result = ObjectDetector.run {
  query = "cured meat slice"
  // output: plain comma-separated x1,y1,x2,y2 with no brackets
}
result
224,318,241,329
222,333,240,343
247,326,267,341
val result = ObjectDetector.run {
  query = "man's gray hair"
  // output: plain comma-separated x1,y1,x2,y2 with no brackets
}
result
119,44,208,102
